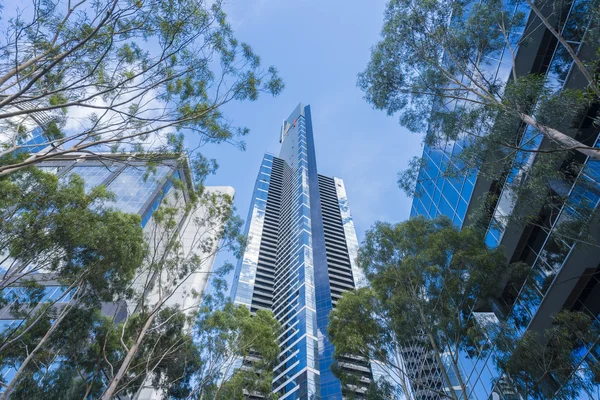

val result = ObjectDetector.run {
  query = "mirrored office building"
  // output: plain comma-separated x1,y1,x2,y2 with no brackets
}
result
409,0,600,399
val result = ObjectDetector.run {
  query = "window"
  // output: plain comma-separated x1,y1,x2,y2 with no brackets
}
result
106,166,170,214
63,165,116,193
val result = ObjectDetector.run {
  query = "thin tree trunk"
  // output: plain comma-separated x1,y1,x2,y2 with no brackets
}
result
415,304,461,400
0,278,79,353
447,334,470,400
524,0,600,98
520,113,600,160
0,300,74,400
393,337,414,400
100,311,157,400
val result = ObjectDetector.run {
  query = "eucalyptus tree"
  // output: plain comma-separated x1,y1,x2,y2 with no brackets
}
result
329,215,600,400
0,167,145,291
187,300,280,400
0,167,146,397
523,0,600,98
0,168,281,399
0,0,283,176
492,310,600,399
329,216,512,400
362,0,600,245
360,0,599,160
1,286,281,400
96,185,242,399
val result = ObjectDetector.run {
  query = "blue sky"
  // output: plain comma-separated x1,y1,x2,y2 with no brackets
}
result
202,0,423,277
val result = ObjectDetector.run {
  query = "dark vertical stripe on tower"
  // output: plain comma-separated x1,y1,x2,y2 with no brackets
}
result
250,158,284,313
318,175,372,397
317,175,357,306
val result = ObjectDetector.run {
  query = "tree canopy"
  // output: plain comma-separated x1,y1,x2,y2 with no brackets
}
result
359,0,599,160
0,0,283,176
329,216,511,399
363,0,600,254
0,167,281,399
329,216,600,400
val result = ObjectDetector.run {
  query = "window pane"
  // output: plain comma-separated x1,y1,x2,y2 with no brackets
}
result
106,166,170,214
64,165,116,193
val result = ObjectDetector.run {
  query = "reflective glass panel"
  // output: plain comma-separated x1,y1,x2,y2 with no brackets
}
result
106,166,169,214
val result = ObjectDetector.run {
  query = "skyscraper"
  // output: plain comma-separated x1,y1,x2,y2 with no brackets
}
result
407,0,600,398
231,104,370,399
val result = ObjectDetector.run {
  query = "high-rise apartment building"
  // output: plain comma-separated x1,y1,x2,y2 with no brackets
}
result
407,0,600,399
231,104,370,399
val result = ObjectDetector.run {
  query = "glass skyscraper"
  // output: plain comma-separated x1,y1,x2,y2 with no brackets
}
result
408,0,600,399
231,104,370,399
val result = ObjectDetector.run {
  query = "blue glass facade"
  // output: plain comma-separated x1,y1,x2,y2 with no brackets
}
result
410,141,477,228
480,2,600,395
231,154,274,308
8,126,50,156
53,160,176,227
231,104,368,399
410,0,528,230
1,155,194,387
408,0,600,398
0,156,179,272
19,127,49,154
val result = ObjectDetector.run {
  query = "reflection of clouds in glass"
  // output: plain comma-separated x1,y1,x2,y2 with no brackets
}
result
64,165,116,193
334,177,366,288
106,166,169,214
233,155,273,307
473,312,500,330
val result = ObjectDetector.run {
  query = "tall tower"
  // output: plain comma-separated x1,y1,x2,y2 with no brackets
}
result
231,104,369,399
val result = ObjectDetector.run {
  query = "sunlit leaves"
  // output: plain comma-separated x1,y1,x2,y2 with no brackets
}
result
0,0,284,177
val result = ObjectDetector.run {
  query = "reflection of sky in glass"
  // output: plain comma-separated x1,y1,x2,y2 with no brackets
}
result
485,127,543,247
410,0,600,397
36,166,60,175
411,0,530,231
63,165,116,193
1,286,72,314
16,127,48,154
334,177,366,288
232,154,272,307
0,319,24,334
484,0,597,247
271,109,321,397
106,166,169,214
411,142,477,229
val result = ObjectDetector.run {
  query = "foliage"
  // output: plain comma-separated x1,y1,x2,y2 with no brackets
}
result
495,310,600,399
330,215,600,400
329,216,513,400
193,300,280,400
0,299,281,400
0,0,284,176
0,166,144,336
360,0,599,156
363,0,600,247
0,167,144,294
0,167,280,399
0,166,146,397
0,158,282,400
